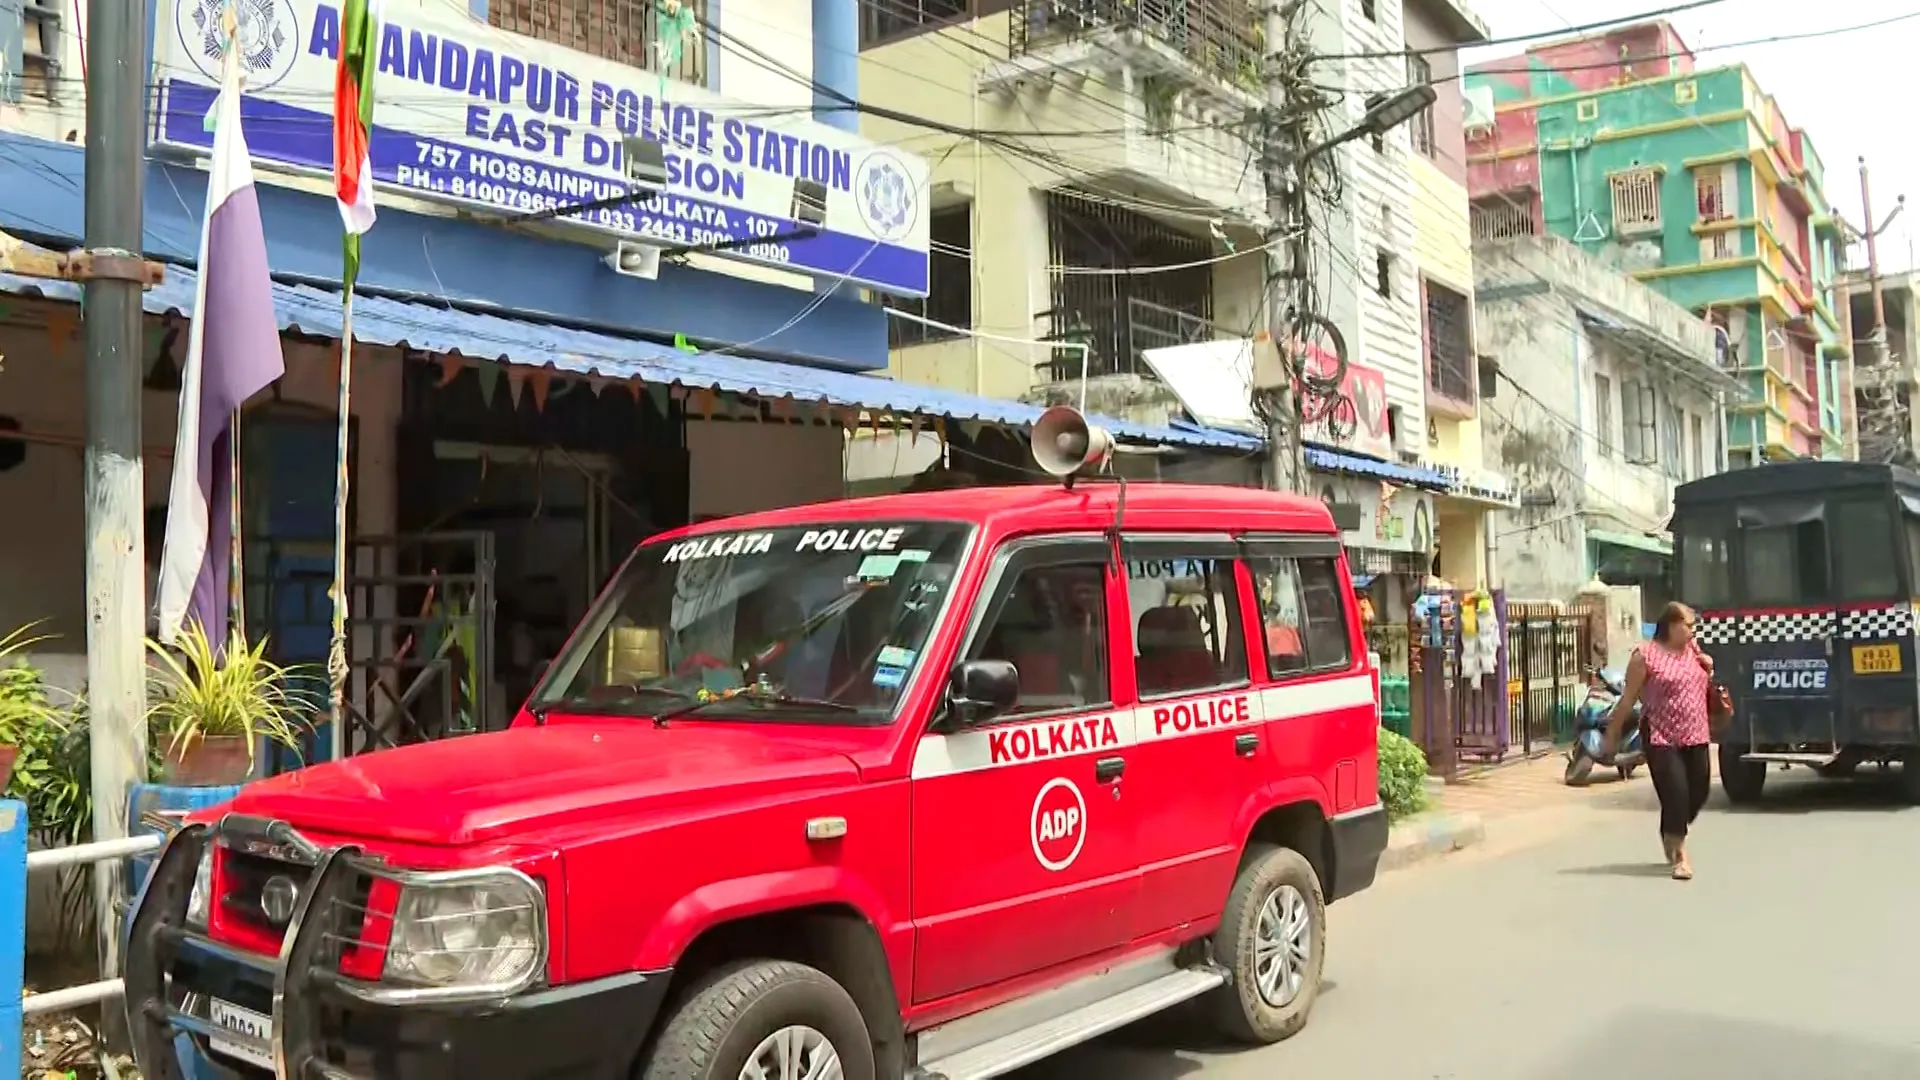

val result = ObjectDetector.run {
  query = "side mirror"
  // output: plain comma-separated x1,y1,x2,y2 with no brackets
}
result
946,659,1020,727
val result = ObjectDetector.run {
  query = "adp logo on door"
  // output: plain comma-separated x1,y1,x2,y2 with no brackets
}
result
1030,778,1087,872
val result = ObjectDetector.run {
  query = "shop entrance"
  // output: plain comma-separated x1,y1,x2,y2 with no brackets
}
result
384,363,689,744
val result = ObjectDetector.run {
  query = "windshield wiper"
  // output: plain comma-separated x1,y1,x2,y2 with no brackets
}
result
652,692,860,728
530,686,695,724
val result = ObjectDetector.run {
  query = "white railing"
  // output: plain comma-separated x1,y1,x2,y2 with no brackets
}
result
4,813,168,1073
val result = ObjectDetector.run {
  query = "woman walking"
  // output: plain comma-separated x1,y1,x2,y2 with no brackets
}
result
1604,602,1715,880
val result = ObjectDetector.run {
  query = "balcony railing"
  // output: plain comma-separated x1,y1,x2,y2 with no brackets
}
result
1037,296,1226,382
489,0,708,87
1009,0,1263,92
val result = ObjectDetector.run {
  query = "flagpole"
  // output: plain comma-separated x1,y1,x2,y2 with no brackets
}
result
327,301,353,763
229,407,245,644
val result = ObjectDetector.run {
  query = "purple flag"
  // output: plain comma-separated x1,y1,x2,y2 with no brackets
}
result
156,48,287,647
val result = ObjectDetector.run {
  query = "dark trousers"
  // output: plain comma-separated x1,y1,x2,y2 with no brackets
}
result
1648,743,1712,840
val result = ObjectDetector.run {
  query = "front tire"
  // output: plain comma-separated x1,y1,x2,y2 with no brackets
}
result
1719,742,1766,804
1565,752,1594,786
638,960,874,1080
1207,845,1326,1045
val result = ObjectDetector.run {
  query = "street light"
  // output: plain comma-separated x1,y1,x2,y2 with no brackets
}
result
1302,85,1439,162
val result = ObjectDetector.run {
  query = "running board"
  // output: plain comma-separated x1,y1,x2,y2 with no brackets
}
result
1742,752,1838,767
909,965,1226,1080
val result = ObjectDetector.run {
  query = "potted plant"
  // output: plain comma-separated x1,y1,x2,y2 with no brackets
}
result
146,623,316,786
0,622,65,791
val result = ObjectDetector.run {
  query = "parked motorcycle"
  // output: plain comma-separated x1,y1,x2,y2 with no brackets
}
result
1565,667,1644,786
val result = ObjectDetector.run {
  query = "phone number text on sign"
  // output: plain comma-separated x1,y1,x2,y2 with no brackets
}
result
386,137,799,264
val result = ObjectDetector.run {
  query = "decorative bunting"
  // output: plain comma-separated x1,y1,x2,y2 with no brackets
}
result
44,308,76,357
436,354,466,387
690,387,716,420
770,396,794,421
587,375,610,397
475,361,502,408
505,367,526,409
527,368,553,412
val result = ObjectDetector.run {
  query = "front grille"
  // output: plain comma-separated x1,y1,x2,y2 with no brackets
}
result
219,848,306,944
217,848,378,963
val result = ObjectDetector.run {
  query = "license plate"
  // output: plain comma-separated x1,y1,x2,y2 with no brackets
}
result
1852,644,1903,675
208,998,274,1070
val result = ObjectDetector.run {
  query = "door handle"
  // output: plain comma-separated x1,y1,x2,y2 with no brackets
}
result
1094,756,1126,783
1235,733,1260,757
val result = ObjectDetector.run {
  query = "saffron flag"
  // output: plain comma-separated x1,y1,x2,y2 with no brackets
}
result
155,47,288,646
333,0,379,288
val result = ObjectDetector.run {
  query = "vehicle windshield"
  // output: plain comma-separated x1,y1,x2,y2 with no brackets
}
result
530,522,971,724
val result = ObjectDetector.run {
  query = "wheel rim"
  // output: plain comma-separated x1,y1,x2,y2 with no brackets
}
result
1253,884,1313,1008
741,1025,842,1080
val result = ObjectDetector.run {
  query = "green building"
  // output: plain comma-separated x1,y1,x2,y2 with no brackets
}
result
1465,20,1853,461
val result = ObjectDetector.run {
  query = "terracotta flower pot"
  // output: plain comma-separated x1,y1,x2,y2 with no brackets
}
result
0,744,16,790
163,735,256,787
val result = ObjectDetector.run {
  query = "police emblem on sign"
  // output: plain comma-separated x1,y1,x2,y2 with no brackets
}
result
177,0,300,90
856,151,916,242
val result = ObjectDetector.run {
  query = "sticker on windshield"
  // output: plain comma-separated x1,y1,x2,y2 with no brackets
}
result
795,527,905,554
856,554,902,580
873,664,908,689
897,549,931,563
877,645,916,668
660,533,774,562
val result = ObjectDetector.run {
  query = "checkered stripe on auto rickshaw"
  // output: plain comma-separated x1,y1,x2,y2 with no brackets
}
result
1841,603,1916,640
1695,614,1738,645
1739,610,1836,643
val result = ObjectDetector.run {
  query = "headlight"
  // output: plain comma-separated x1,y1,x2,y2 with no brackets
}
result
184,847,214,928
382,874,545,992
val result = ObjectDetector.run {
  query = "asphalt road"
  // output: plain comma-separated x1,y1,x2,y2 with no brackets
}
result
1010,766,1920,1080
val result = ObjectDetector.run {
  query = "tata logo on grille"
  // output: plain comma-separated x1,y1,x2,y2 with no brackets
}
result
259,876,301,927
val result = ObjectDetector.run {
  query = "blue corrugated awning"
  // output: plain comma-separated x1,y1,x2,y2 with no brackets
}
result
1303,445,1450,489
0,268,1262,453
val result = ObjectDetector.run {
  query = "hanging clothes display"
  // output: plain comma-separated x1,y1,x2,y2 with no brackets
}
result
1457,590,1501,687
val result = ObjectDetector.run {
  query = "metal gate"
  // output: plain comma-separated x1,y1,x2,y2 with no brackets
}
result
1505,601,1592,753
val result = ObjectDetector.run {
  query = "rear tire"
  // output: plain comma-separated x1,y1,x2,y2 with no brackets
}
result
637,959,874,1080
1207,845,1325,1045
1719,742,1766,804
1899,754,1920,804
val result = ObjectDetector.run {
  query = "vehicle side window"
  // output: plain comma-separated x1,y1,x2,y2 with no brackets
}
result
1124,555,1248,698
1297,558,1354,669
1249,556,1351,676
968,560,1110,718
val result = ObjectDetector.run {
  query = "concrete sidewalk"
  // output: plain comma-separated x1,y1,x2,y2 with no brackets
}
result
1380,750,1651,874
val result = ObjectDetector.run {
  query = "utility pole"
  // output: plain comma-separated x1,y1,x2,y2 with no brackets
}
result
1854,156,1909,464
1860,157,1891,371
80,0,151,1034
1257,0,1309,494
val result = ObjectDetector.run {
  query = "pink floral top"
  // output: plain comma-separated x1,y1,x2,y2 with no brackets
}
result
1638,640,1712,748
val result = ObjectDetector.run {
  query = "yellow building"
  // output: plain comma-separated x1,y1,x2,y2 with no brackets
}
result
1404,0,1514,587
856,2,1269,424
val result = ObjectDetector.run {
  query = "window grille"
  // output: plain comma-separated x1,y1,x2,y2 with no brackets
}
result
1609,168,1663,235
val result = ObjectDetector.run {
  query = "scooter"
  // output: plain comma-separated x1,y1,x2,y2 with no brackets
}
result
1565,667,1645,786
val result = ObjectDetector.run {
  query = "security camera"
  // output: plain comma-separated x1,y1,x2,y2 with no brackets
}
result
623,136,667,190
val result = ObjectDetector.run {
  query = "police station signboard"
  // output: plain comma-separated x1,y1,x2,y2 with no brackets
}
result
152,0,933,296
